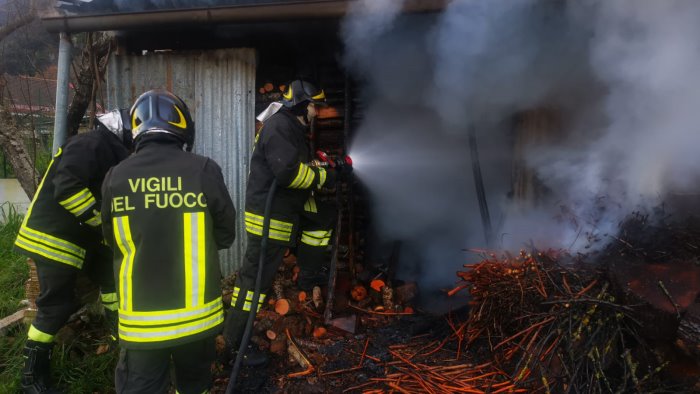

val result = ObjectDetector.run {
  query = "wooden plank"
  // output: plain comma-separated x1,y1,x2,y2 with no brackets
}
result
0,309,27,336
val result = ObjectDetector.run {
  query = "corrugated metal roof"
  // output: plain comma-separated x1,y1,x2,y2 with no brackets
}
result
55,0,327,15
42,0,446,33
106,48,256,276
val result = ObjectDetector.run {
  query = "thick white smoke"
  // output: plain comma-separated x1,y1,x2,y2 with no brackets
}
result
343,0,700,292
584,0,700,199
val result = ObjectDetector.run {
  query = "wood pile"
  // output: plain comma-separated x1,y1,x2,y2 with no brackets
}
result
228,249,420,362
25,258,39,309
219,213,700,393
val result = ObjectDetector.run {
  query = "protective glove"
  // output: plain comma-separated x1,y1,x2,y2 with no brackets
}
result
335,155,353,179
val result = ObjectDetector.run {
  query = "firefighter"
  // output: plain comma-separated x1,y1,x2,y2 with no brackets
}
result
223,80,351,364
14,109,132,394
101,89,236,393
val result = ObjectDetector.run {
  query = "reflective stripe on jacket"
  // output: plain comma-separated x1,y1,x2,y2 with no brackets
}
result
101,135,236,349
14,129,129,268
244,108,334,244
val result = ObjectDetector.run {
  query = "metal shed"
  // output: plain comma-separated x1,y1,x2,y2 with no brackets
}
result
42,0,447,275
105,49,256,276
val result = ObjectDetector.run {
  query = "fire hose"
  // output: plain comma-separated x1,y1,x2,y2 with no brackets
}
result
226,178,277,394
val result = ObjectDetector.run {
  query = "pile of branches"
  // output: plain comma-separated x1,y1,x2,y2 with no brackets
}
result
455,250,667,394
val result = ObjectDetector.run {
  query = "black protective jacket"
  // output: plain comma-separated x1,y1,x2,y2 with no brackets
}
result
14,128,129,269
101,135,236,349
245,108,334,244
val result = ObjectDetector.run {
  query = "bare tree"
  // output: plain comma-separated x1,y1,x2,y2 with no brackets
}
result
0,1,112,198
67,32,112,138
0,1,42,197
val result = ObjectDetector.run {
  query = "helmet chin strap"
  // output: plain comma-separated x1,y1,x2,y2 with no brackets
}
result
304,107,317,126
292,101,311,126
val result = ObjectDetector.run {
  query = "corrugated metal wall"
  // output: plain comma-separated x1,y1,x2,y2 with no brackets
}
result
106,48,256,276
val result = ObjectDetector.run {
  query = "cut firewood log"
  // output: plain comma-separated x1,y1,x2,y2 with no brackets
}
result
266,329,277,341
25,259,39,309
298,291,308,303
351,285,368,302
254,316,274,333
313,326,327,339
312,286,324,310
272,276,285,300
381,285,394,311
293,337,323,350
258,87,266,94
269,333,287,355
316,106,340,119
283,249,296,265
257,310,281,322
275,299,291,316
0,309,27,336
263,82,274,92
269,315,289,339
286,328,315,376
370,279,385,292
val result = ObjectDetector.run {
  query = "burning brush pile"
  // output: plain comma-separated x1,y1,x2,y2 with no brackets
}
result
219,213,700,393
457,251,658,393
451,212,700,393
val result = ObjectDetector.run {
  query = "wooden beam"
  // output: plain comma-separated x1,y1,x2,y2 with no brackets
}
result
0,309,27,336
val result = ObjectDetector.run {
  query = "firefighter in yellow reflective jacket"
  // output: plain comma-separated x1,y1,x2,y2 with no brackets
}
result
14,110,131,394
101,89,236,393
223,80,349,365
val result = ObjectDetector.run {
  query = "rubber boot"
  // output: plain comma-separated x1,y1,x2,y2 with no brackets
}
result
21,340,62,394
223,310,269,367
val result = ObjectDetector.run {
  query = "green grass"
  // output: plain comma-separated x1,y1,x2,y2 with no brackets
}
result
0,204,28,318
0,204,118,393
0,203,30,393
0,325,119,394
53,338,119,394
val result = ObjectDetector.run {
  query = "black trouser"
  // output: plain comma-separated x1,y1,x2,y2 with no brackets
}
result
224,199,336,348
115,336,215,394
223,238,285,349
29,244,115,342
